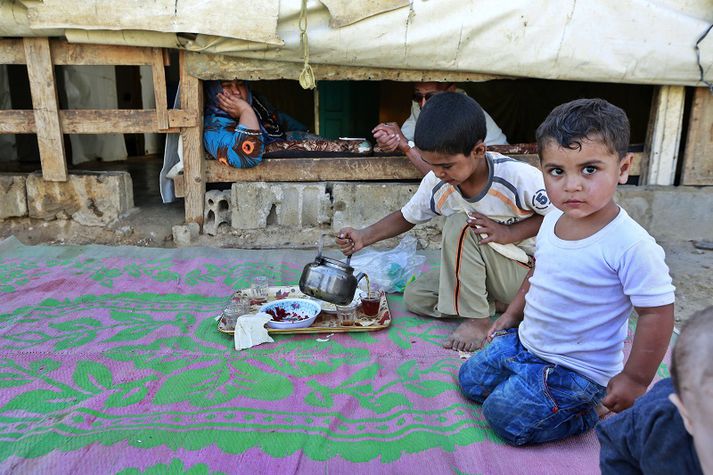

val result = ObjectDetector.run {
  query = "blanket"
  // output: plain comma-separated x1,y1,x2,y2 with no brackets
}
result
0,237,670,474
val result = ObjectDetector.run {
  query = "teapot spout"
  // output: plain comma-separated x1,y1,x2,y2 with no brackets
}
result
355,272,366,283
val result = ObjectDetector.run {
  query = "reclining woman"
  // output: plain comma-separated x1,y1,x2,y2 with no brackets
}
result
203,79,309,168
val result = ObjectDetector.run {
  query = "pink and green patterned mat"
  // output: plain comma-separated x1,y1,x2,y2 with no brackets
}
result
0,237,670,474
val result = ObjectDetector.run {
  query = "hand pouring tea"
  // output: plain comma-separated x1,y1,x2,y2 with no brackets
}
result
299,234,366,305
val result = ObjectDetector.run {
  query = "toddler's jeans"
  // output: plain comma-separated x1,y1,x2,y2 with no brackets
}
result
459,329,606,446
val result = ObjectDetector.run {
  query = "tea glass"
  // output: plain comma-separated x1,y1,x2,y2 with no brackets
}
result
336,304,356,326
221,294,251,330
251,276,269,304
360,291,380,316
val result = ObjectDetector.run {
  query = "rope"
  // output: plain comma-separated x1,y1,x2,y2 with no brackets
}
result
695,23,713,93
298,0,316,90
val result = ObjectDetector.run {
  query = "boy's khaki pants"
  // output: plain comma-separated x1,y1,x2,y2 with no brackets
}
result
404,213,531,319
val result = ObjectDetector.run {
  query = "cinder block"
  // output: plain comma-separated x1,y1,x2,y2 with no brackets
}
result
617,185,713,241
26,171,134,226
0,174,28,219
231,182,276,229
231,182,329,230
172,222,200,246
301,184,331,226
203,189,231,236
331,182,423,231
276,186,301,227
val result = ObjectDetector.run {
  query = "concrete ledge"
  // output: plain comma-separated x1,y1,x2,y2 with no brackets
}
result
225,182,713,247
617,185,713,241
26,171,134,226
0,174,28,219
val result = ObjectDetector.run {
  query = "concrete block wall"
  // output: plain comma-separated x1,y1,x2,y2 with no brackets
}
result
617,185,713,241
228,182,713,248
25,171,134,226
0,174,27,219
231,182,331,230
229,181,446,248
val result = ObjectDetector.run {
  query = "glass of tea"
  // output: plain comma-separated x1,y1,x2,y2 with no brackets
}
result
336,304,356,326
250,276,269,304
360,291,380,316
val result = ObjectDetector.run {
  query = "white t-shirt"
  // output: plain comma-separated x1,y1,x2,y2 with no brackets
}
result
518,207,676,387
401,89,509,146
400,152,552,255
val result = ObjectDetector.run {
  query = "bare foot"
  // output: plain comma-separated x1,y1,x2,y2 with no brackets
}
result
443,318,491,352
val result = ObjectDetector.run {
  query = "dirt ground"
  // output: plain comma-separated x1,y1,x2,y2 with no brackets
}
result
1,156,711,329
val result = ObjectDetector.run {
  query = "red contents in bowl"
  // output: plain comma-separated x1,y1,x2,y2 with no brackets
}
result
265,306,308,322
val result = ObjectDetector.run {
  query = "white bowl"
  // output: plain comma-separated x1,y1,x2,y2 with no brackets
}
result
260,298,321,329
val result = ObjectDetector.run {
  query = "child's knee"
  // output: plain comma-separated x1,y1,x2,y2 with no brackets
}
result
403,280,437,317
458,358,491,403
482,396,533,446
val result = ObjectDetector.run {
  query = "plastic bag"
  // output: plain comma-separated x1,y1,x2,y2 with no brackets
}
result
350,235,426,293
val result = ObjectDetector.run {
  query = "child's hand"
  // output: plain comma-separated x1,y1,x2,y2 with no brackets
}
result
485,312,521,342
467,212,514,244
336,228,365,255
217,91,252,119
601,373,648,413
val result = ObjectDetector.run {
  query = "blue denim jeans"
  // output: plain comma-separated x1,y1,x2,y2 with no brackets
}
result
458,329,606,446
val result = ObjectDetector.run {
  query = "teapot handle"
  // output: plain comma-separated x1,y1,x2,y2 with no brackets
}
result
346,254,351,267
316,233,325,259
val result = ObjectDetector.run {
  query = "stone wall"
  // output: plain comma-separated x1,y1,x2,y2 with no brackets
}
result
0,171,134,226
219,182,713,248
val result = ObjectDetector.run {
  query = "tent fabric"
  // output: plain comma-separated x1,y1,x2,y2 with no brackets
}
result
20,0,282,45
1,0,712,86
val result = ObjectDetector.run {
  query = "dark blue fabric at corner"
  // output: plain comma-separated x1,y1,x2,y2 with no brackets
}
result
596,378,703,475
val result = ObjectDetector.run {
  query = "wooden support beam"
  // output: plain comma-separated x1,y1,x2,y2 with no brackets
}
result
23,37,67,182
681,87,713,185
151,48,169,130
0,39,156,65
0,109,197,134
641,85,686,185
194,152,642,183
179,50,205,227
0,110,35,133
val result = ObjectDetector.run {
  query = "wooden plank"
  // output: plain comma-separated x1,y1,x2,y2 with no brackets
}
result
179,50,205,226
151,48,169,130
60,110,190,133
50,40,154,65
0,39,25,64
199,151,642,183
681,87,713,185
1,39,155,65
23,37,67,182
640,85,686,185
0,109,197,134
187,51,506,82
174,175,186,198
0,110,36,133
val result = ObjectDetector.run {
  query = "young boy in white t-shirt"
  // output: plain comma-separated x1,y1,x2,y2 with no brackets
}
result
337,92,552,351
458,98,675,445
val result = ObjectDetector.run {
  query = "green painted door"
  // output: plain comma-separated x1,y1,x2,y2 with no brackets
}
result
318,81,379,139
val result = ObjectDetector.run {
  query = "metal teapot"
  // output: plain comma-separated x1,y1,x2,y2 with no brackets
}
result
299,235,365,305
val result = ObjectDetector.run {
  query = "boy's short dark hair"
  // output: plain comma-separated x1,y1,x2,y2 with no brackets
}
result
535,98,630,159
414,92,486,156
670,306,713,400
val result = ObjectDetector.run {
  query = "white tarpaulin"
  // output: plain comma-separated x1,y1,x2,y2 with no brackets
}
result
2,0,712,86
19,0,282,45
